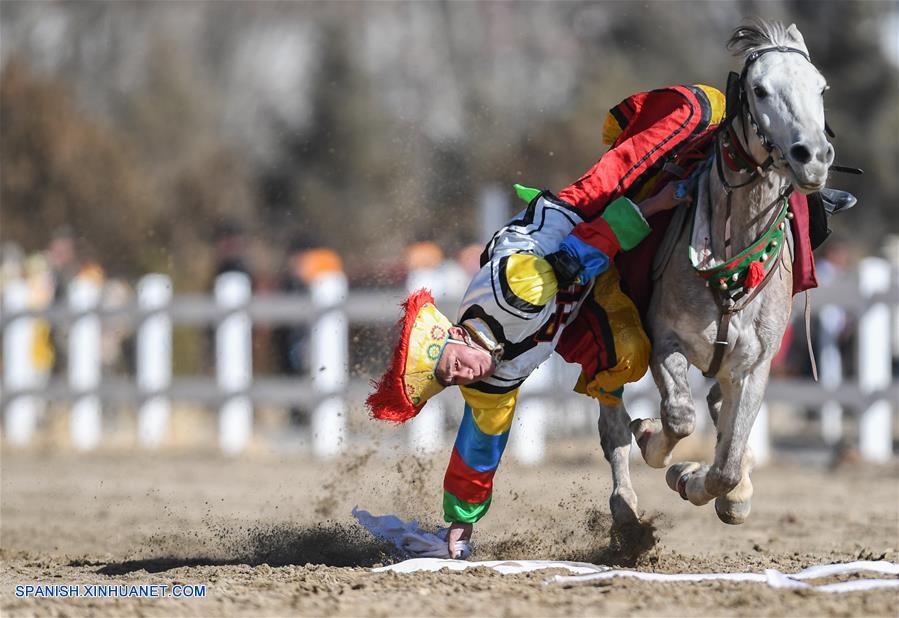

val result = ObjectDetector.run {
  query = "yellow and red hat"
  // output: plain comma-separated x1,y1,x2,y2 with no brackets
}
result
366,289,452,422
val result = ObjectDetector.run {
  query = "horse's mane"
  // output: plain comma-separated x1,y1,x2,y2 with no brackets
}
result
726,18,808,58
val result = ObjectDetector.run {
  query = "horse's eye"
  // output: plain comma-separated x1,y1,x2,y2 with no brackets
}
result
821,85,830,96
753,85,768,99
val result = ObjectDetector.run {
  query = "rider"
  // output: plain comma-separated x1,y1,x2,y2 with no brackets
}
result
367,85,727,558
367,181,689,557
365,89,713,554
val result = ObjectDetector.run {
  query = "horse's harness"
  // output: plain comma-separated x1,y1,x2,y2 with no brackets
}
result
702,45,813,378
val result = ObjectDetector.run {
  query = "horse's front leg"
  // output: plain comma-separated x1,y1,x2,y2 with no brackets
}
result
673,365,768,523
631,331,696,468
598,401,639,525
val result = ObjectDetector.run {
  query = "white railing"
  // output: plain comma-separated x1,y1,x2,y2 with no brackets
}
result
1,258,896,462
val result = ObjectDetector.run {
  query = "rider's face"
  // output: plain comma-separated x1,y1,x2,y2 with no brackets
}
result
435,326,496,387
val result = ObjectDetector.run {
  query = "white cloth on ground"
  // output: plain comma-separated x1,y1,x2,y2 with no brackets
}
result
374,556,899,594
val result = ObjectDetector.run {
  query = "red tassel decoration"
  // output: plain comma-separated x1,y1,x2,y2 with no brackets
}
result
744,261,765,289
366,289,435,423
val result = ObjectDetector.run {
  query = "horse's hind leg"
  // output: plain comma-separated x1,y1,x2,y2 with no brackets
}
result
598,402,640,524
631,333,696,468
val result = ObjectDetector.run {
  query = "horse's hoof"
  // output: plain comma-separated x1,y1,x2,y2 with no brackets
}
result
609,488,640,525
666,462,702,499
629,418,669,468
715,496,751,525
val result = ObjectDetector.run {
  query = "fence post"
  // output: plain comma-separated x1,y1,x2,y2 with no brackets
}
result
69,278,102,450
818,305,845,445
857,258,893,463
748,402,770,466
310,271,348,458
216,272,253,456
2,280,40,445
137,274,172,448
513,357,551,465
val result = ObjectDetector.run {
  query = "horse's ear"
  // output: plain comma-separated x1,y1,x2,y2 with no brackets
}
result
786,23,809,54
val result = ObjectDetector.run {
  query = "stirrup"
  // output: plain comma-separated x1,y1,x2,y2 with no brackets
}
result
820,188,857,215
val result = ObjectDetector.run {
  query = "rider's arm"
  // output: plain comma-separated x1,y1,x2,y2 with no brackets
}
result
558,87,707,258
550,183,691,285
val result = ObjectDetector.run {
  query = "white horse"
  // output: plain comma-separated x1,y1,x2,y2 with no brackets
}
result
599,19,834,526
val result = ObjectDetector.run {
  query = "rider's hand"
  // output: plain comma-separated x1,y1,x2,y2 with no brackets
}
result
447,522,473,558
544,248,582,289
638,180,693,218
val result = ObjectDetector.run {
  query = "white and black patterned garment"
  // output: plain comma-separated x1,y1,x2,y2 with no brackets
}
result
457,192,595,396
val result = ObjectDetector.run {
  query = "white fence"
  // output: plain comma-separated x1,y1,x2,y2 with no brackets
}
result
1,258,896,462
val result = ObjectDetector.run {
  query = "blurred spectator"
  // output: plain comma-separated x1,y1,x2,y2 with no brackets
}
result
102,278,135,375
272,239,313,425
773,240,857,379
45,227,79,373
24,252,55,381
815,241,853,287
405,241,467,303
297,247,343,285
885,235,899,377
212,221,253,283
47,226,79,301
0,241,25,287
456,243,483,278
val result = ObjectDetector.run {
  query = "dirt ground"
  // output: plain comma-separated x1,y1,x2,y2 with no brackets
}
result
2,440,897,617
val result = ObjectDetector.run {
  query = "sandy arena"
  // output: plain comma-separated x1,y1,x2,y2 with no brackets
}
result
2,440,897,617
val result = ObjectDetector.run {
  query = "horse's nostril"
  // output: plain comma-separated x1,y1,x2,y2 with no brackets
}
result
790,144,812,164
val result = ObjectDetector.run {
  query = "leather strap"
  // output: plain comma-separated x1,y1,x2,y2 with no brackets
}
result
706,312,733,378
724,191,734,260
804,291,818,382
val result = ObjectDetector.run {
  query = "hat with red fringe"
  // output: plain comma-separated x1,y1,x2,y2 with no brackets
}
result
366,289,453,422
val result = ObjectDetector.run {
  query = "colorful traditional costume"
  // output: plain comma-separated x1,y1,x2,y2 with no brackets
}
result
368,83,819,526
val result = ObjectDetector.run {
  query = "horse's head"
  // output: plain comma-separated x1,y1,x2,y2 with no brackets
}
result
728,19,834,193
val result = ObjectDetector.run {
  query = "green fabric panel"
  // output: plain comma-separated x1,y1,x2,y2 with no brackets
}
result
513,183,542,205
689,198,788,290
443,491,492,524
602,197,651,251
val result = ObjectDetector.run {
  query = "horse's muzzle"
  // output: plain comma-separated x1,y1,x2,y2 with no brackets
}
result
787,138,834,192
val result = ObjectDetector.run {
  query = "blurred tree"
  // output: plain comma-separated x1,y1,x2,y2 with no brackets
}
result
118,37,255,289
257,19,436,261
2,0,895,291
0,58,153,276
785,0,899,238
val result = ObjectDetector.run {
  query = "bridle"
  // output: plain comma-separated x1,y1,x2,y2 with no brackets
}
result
717,45,816,193
703,45,814,378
